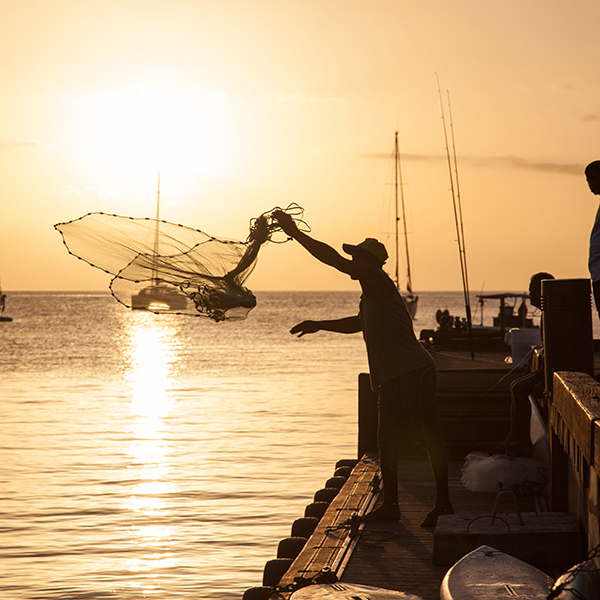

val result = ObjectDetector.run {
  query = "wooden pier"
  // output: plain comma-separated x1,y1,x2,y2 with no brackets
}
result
267,455,544,600
258,346,550,600
341,458,503,599
245,316,600,599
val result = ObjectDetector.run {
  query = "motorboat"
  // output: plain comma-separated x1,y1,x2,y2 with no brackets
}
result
131,284,189,312
419,293,538,352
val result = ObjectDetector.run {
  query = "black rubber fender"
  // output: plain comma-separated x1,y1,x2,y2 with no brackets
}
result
314,487,339,503
334,466,352,478
325,476,347,490
262,557,293,587
291,516,319,538
243,586,274,600
276,536,307,559
304,501,329,520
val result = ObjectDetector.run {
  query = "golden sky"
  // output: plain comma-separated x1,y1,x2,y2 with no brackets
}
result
1,0,599,292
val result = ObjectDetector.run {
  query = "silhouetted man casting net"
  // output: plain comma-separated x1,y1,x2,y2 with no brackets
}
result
272,209,454,527
55,204,305,321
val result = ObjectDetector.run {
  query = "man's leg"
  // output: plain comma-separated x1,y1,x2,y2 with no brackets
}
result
418,365,454,527
362,379,402,522
421,432,454,527
593,279,600,320
362,442,401,521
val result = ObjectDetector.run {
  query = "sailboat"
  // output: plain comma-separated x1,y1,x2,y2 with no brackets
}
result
0,280,13,322
391,131,418,319
131,172,189,312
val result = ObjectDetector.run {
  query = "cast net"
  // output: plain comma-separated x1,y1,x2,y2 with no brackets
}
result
54,204,306,321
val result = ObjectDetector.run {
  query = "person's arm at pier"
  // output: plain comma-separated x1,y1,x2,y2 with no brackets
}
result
272,210,362,277
225,215,270,282
290,315,361,337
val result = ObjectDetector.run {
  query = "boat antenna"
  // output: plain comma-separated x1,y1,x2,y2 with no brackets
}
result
436,74,474,358
394,131,413,293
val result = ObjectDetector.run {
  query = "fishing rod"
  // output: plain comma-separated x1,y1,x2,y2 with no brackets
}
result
436,74,475,358
447,92,473,335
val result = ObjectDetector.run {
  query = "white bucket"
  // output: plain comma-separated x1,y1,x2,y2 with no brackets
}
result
505,327,542,365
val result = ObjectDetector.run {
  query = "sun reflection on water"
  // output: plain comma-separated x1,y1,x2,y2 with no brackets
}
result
121,312,183,589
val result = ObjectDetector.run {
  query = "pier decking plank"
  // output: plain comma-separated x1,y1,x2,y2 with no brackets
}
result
340,458,501,600
272,457,540,600
341,460,534,600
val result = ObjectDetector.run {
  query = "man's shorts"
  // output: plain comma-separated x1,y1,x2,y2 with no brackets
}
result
378,362,442,451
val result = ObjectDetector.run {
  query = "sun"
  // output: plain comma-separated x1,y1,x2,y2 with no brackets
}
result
74,86,233,179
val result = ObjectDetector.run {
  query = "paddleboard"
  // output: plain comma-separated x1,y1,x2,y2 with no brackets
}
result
550,559,600,600
441,545,552,600
290,582,424,600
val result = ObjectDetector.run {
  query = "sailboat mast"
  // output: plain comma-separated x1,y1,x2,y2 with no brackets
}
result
152,169,161,285
394,132,413,293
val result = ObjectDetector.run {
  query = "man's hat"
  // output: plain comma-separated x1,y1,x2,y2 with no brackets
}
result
342,238,388,264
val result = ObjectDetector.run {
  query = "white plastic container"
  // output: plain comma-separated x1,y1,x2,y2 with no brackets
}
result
505,327,542,365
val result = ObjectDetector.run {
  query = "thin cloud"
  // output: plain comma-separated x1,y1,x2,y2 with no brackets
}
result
97,189,119,200
166,200,199,208
270,92,348,103
363,152,582,174
473,155,582,175
60,186,120,201
60,185,80,199
363,152,436,162
0,140,58,152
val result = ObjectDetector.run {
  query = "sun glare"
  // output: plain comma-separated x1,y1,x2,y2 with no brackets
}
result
75,87,233,178
119,313,183,588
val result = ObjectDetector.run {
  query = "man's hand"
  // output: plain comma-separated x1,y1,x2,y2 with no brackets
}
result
272,210,299,238
290,320,320,337
249,215,270,244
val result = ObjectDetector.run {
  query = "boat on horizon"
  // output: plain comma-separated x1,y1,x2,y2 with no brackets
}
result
419,292,539,352
0,282,13,322
130,171,190,312
131,283,189,312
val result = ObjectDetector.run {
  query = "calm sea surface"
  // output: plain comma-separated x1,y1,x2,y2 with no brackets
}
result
0,290,549,599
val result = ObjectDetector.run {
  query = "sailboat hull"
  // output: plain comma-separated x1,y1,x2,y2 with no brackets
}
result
403,294,418,319
131,286,189,311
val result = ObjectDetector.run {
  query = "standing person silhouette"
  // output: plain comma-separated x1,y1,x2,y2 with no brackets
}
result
272,210,453,527
586,160,600,318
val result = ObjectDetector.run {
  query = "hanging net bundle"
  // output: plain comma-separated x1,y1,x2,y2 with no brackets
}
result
54,204,306,321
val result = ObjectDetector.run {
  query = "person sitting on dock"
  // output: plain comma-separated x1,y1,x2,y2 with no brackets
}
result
272,210,454,528
497,271,554,458
586,160,600,318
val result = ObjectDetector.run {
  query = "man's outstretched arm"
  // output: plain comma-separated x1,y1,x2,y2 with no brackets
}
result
272,210,354,275
290,315,361,337
224,215,270,282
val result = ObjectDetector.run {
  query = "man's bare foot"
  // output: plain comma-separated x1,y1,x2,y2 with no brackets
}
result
420,505,454,528
361,504,401,522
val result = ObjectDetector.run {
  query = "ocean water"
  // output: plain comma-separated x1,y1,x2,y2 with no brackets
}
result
0,290,545,599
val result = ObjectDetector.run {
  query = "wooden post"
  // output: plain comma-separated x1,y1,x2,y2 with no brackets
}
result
550,425,570,512
542,278,595,394
358,373,378,459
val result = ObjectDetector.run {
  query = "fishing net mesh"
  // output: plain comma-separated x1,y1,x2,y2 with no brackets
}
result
54,204,306,321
